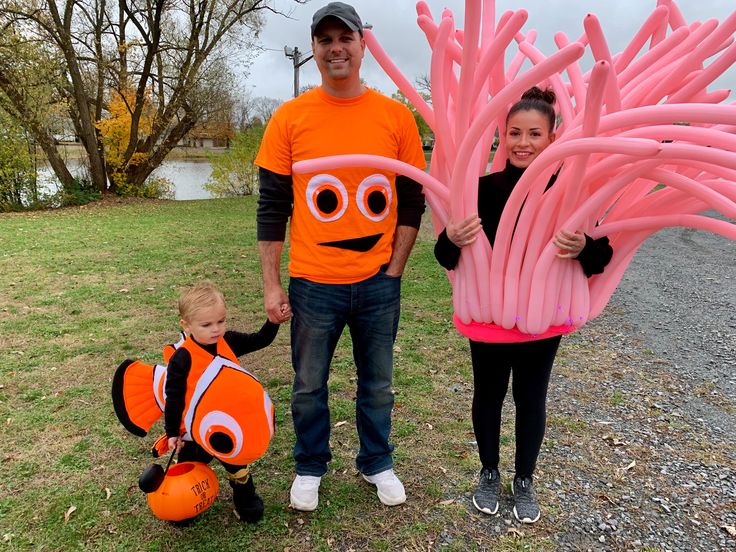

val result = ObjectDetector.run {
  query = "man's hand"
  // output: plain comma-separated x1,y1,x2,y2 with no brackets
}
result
259,240,291,323
384,225,420,277
264,284,292,324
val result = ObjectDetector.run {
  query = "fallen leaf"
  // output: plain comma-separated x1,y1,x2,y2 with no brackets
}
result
64,505,77,523
2,534,12,543
507,527,524,538
439,499,454,506
599,494,618,506
334,420,348,428
105,488,112,500
603,435,627,446
722,525,736,537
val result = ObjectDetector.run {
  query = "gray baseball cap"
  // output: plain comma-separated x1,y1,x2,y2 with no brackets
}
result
311,2,363,37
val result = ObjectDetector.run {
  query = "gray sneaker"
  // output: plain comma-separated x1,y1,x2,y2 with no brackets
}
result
512,475,540,523
472,468,500,515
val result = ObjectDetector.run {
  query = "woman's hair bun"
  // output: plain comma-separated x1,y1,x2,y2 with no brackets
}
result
521,86,556,106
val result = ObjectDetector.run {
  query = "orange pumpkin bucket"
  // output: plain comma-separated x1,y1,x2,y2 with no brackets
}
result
145,461,219,521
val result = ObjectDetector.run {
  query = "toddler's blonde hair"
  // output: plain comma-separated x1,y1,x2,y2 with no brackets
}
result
178,281,226,322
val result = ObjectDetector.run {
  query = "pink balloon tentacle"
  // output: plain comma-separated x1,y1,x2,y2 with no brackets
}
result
363,30,435,131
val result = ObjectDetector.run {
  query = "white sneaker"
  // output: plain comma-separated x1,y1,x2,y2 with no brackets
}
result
290,475,321,511
362,469,406,506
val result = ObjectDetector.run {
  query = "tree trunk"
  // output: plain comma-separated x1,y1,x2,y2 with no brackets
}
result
126,111,197,188
46,0,108,193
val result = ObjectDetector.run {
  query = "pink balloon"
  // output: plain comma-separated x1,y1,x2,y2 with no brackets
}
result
617,25,695,89
667,41,736,103
615,5,670,73
364,30,435,130
666,0,688,30
554,32,586,115
471,10,528,101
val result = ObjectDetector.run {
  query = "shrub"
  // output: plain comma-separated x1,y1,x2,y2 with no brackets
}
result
49,176,101,207
205,125,265,197
0,113,40,211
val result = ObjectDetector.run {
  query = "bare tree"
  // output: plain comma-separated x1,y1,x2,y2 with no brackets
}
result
0,0,305,194
415,74,432,99
252,95,282,124
232,89,255,132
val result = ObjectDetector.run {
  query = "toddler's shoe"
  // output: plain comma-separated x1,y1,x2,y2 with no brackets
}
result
231,476,264,523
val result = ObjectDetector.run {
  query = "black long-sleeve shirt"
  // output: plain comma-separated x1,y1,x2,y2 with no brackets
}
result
164,321,279,437
256,167,426,241
434,160,613,277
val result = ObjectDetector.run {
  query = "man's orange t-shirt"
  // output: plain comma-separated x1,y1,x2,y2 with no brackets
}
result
255,87,426,284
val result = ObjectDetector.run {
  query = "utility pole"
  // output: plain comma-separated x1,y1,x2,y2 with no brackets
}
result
284,46,314,98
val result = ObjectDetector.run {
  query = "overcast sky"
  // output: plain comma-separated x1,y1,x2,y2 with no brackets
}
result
244,0,735,102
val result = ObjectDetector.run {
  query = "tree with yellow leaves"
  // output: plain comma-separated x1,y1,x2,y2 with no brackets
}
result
96,87,157,195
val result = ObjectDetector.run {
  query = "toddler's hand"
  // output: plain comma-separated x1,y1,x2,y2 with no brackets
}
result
167,436,183,454
278,303,292,323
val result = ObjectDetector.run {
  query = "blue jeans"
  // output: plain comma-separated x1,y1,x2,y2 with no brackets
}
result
289,271,401,477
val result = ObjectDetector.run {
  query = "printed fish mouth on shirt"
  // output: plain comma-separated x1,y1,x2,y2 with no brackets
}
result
318,233,383,252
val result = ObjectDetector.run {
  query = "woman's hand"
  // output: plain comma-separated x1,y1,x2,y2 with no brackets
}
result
446,214,482,247
553,229,586,258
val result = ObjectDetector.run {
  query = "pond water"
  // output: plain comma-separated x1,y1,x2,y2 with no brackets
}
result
38,158,215,201
153,160,214,200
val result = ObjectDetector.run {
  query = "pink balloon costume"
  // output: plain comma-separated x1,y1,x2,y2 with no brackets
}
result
294,0,736,342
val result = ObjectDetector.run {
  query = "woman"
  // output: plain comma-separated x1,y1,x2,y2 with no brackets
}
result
434,87,613,524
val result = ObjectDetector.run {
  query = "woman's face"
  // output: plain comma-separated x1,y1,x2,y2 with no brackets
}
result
504,109,555,169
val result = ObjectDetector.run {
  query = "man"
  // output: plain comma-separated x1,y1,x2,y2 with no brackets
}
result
255,2,426,511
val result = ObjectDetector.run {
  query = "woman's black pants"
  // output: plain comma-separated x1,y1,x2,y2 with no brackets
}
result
469,335,561,478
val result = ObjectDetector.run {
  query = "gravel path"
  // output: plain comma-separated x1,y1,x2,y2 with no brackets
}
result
449,225,735,551
611,223,736,426
551,224,736,552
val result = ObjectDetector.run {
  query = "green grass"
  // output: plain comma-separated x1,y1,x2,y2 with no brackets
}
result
0,197,560,551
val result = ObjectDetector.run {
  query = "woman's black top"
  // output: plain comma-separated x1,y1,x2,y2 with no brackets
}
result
434,160,613,277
